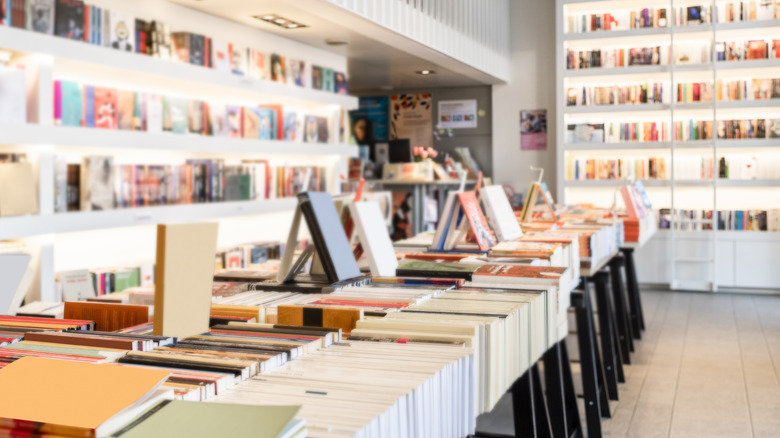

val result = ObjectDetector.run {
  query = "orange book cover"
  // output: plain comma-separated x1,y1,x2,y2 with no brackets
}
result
456,191,495,251
0,357,169,437
473,264,567,281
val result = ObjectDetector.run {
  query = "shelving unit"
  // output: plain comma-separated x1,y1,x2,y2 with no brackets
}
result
556,0,780,291
0,0,359,303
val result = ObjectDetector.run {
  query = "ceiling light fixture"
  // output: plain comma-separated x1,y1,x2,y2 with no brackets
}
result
253,14,307,29
416,69,435,75
325,38,350,46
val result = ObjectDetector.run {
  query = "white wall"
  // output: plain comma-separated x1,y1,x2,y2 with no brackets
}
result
491,0,557,197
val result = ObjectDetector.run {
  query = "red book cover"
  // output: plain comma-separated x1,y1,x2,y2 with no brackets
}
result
472,264,567,282
456,191,496,251
93,87,117,129
83,6,89,42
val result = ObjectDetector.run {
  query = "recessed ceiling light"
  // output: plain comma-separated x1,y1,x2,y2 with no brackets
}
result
325,38,350,46
253,14,307,29
416,69,435,75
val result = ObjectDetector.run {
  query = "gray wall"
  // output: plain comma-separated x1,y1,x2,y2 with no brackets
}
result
354,86,493,177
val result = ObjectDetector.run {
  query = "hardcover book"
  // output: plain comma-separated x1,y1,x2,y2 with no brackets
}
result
284,112,299,141
28,0,55,34
242,107,260,139
59,80,83,127
55,0,84,41
94,87,117,129
257,107,274,140
109,10,134,52
81,155,114,210
227,105,242,138
457,191,496,251
287,58,305,86
311,65,323,89
270,53,286,83
479,185,523,242
116,90,135,130
321,67,335,92
334,71,349,94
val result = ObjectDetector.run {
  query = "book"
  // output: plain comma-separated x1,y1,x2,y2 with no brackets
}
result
270,53,286,83
311,65,323,89
321,67,335,92
278,305,363,335
0,66,26,124
242,107,260,139
283,112,299,141
335,71,349,94
211,40,231,74
457,191,496,251
80,156,114,210
169,98,188,134
0,163,38,217
350,201,398,277
0,253,30,316
27,0,55,34
296,191,363,283
63,302,148,332
94,87,117,129
395,260,479,279
0,356,170,438
286,58,305,86
109,400,304,438
109,10,134,52
54,0,84,40
257,107,275,140
480,185,523,242
57,268,96,301
154,223,219,338
471,264,570,287
116,90,134,130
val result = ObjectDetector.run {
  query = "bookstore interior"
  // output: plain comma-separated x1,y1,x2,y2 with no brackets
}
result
0,0,778,437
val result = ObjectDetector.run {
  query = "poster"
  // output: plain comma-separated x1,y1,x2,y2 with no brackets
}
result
520,109,547,151
390,93,433,148
437,99,477,129
349,96,389,145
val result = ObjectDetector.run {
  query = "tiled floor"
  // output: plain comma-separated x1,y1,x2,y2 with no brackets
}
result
475,290,780,437
601,290,780,438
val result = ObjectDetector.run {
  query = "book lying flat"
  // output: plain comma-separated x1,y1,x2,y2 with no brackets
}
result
395,260,479,280
0,356,170,438
110,400,303,438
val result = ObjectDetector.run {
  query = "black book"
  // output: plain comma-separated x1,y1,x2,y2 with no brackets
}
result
297,191,362,283
190,34,205,66
54,0,84,40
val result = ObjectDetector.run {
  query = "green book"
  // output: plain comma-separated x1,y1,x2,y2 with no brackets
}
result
395,260,479,280
112,269,141,292
239,174,252,201
110,400,303,438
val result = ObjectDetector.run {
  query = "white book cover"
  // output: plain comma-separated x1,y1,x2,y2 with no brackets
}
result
58,269,96,302
109,11,135,52
0,66,27,124
479,185,522,242
350,201,398,277
28,0,55,34
212,40,232,74
146,94,163,134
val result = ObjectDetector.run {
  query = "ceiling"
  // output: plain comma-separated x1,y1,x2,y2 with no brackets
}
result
167,0,495,93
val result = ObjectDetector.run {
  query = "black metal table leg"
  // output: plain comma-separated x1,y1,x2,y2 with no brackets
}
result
593,271,625,395
559,340,583,438
620,248,645,335
572,284,606,438
543,340,583,438
531,364,552,438
512,371,537,438
609,255,634,362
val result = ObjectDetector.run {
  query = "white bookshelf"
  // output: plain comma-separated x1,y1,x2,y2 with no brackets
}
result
556,0,780,291
0,0,358,303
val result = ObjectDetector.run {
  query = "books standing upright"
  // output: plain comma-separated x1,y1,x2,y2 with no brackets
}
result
154,222,219,338
479,185,523,242
349,201,398,277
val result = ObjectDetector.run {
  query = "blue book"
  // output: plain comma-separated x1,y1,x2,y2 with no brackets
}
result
84,85,95,128
60,81,83,127
256,108,275,140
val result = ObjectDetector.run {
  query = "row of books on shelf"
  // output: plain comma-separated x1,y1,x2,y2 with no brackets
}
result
53,155,327,212
566,82,664,106
50,79,341,143
566,40,780,70
658,208,780,231
565,2,780,34
566,78,780,107
566,153,780,181
0,0,349,94
676,78,780,102
566,118,780,143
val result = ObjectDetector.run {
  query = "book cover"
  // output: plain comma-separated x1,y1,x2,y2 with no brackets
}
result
350,201,398,277
212,40,231,74
209,103,229,137
81,156,114,210
284,112,299,141
109,10,134,52
395,260,478,279
257,107,274,140
321,67,335,92
242,107,260,139
230,44,247,76
249,49,267,79
258,104,283,139
169,98,188,134
171,32,190,63
286,58,305,86
472,264,567,283
189,33,205,66
116,90,134,130
0,163,38,217
334,71,348,94
227,105,242,138
303,115,318,143
479,185,523,242
146,93,162,134
28,0,55,34
270,53,286,83
311,65,323,89
188,100,203,134
55,0,84,40
0,66,27,124
59,80,82,127
457,191,496,251
93,87,117,129
10,0,25,28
